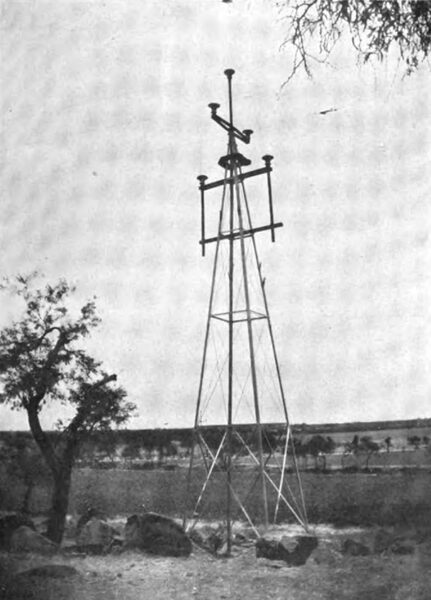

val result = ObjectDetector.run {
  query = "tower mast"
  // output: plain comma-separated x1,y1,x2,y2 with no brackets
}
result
185,70,308,552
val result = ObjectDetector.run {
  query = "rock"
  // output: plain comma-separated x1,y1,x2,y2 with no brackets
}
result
189,525,225,554
124,513,192,557
0,514,35,550
76,517,118,554
374,529,395,554
341,538,370,556
374,529,417,555
391,539,415,555
312,545,341,566
76,507,107,535
256,537,284,561
280,536,299,553
285,536,318,566
217,542,229,556
10,526,58,555
256,535,318,566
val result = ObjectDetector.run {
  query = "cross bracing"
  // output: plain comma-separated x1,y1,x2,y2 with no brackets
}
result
184,70,308,554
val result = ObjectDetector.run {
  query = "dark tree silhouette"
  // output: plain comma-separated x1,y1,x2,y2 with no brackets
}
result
384,436,392,452
279,0,431,81
0,274,135,543
305,434,336,469
358,436,380,469
407,434,422,449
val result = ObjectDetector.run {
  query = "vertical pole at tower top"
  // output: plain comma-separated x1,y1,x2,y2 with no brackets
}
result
225,69,269,532
225,68,235,555
185,69,309,551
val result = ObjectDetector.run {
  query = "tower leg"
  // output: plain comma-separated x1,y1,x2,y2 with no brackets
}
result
234,175,269,530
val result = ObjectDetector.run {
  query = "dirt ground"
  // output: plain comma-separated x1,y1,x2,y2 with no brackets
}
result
1,525,431,600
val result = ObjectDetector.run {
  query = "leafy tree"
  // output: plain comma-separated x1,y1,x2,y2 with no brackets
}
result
384,436,392,452
0,274,135,543
358,435,380,468
342,434,379,469
279,0,431,81
305,434,336,469
407,434,422,449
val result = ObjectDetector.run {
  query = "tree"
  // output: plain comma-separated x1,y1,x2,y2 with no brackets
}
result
279,0,431,82
358,435,380,469
289,435,308,467
384,436,392,452
305,434,336,470
0,274,135,543
407,434,421,449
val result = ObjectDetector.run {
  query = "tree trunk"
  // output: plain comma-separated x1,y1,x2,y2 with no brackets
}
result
46,465,72,544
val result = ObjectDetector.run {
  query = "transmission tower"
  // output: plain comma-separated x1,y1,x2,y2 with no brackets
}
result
184,70,308,553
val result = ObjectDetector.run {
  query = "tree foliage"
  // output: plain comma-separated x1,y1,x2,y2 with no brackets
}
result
0,274,135,541
407,434,422,449
279,0,431,81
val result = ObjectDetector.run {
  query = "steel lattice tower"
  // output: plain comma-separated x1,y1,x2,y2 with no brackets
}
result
184,70,308,553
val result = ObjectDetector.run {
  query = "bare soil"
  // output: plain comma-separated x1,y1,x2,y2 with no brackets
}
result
1,525,431,600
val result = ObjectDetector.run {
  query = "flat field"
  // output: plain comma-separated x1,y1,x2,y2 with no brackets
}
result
1,439,431,600
14,465,428,528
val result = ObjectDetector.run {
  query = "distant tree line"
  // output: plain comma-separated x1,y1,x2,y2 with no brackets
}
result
1,427,430,510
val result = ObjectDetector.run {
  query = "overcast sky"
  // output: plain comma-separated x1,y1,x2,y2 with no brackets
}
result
1,0,430,430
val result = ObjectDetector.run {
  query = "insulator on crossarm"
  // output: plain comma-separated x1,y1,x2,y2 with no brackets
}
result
197,175,208,189
208,103,220,118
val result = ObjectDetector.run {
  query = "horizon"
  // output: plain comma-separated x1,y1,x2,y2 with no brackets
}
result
1,415,431,435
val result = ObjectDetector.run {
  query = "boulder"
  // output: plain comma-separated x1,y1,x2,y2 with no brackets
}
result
374,529,417,555
391,539,415,555
280,536,299,553
311,545,341,566
256,535,318,566
76,517,117,554
124,513,192,557
189,525,225,554
76,507,107,536
341,538,370,556
10,526,58,555
0,514,35,550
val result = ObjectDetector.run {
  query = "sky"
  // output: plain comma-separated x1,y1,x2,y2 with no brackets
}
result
0,0,430,430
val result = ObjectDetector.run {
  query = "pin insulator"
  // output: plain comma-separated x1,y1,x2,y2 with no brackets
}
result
208,103,220,117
